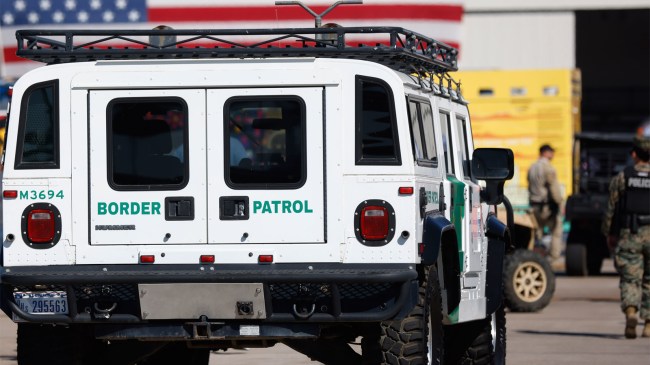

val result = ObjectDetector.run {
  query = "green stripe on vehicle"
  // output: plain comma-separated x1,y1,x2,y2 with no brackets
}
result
447,175,466,271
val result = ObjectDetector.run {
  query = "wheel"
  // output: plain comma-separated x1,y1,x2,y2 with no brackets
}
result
362,265,443,364
586,246,604,275
503,249,556,312
444,304,506,365
17,324,104,365
565,243,588,276
140,342,210,365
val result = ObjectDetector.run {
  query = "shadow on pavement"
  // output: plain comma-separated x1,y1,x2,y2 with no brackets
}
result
517,329,621,340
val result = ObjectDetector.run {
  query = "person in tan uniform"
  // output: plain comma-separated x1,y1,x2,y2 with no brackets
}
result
527,144,564,264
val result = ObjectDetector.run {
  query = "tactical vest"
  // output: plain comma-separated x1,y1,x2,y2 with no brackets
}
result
624,166,650,215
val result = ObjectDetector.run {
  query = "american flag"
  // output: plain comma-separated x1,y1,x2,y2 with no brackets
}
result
0,0,463,79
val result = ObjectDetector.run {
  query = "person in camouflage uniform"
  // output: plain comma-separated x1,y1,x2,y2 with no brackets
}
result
602,121,650,339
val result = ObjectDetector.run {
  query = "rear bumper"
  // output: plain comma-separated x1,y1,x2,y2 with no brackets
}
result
1,263,418,325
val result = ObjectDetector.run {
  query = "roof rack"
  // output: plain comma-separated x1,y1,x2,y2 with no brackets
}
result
15,27,458,74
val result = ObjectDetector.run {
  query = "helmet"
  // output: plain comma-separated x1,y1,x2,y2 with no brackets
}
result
633,119,650,152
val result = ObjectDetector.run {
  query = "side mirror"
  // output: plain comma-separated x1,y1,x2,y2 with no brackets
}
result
471,148,514,205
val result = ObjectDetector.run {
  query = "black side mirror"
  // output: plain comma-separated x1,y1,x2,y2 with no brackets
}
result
471,148,514,205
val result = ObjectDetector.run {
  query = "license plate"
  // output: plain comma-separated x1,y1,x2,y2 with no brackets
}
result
14,291,69,315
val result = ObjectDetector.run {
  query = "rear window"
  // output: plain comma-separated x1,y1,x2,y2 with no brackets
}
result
108,98,188,190
15,80,59,169
355,76,401,165
225,96,306,189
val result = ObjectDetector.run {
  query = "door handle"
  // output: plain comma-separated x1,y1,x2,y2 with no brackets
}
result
165,197,194,221
220,196,249,220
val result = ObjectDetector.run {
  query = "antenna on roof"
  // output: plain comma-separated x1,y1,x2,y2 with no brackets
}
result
274,1,363,28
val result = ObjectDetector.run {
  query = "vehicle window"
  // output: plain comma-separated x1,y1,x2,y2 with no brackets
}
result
408,101,425,160
439,112,454,174
225,97,305,189
355,76,401,165
421,103,437,164
15,80,59,169
108,98,188,190
456,116,471,178
408,98,437,167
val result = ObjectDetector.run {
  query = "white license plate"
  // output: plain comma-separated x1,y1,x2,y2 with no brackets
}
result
14,292,69,315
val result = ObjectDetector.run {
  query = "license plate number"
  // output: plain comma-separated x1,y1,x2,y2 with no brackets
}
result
14,292,69,315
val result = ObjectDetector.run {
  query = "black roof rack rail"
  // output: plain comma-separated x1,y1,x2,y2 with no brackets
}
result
15,27,458,74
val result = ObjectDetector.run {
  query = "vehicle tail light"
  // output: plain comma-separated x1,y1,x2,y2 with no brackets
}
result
27,209,55,243
140,255,155,264
398,187,414,195
258,255,274,263
200,255,215,263
360,206,389,240
3,190,18,199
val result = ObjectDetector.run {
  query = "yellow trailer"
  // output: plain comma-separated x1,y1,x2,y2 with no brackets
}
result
454,69,581,206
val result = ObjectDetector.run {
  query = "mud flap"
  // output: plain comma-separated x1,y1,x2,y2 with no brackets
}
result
485,214,508,315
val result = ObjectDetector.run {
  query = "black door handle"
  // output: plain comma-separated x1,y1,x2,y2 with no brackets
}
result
165,197,195,221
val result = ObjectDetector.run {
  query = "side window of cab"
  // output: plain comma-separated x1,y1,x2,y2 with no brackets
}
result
407,96,438,167
15,80,59,169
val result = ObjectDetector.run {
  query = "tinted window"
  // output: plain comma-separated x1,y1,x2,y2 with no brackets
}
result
356,76,401,165
225,97,305,189
109,98,188,190
15,80,59,169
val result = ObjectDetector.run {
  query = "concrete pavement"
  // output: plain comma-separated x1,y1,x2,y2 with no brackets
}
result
1,261,649,364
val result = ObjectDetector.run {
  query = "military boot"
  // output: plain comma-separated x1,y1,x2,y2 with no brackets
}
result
642,320,650,338
625,306,637,339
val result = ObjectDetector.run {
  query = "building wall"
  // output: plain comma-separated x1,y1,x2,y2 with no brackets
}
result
459,12,575,70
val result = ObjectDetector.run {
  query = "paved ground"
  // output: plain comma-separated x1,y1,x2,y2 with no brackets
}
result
1,259,649,364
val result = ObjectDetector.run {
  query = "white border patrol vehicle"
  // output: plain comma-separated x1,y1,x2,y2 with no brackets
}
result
0,2,514,364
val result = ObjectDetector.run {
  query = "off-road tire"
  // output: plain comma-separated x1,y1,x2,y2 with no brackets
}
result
17,324,104,365
503,249,555,312
364,265,443,364
444,304,505,365
565,243,588,276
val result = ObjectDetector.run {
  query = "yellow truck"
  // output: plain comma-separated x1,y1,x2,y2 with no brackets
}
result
454,69,581,207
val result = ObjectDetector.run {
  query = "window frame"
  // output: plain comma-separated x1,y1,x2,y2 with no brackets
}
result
407,95,438,168
106,96,190,191
14,79,60,170
355,75,401,166
223,95,308,190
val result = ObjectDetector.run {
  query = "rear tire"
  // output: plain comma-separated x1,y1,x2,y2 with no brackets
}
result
565,243,588,276
503,249,555,312
444,304,506,365
362,265,443,364
17,324,104,365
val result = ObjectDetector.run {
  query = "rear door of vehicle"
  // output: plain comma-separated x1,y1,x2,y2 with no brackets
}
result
206,87,325,244
88,89,207,245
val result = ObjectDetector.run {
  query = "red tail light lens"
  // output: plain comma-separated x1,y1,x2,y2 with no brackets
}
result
140,255,155,264
27,209,55,243
258,255,274,263
200,255,215,263
360,206,389,240
3,190,18,199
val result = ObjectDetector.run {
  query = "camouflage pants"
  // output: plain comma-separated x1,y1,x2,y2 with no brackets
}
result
615,226,650,319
